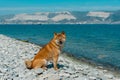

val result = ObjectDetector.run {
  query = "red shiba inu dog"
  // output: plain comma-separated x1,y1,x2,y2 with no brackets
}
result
25,31,66,70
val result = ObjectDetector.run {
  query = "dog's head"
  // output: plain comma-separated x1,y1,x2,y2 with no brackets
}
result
53,31,66,46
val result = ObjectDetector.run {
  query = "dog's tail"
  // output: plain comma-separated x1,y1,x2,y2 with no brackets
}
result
25,59,33,69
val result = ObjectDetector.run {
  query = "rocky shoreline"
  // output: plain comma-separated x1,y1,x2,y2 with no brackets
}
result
0,34,120,80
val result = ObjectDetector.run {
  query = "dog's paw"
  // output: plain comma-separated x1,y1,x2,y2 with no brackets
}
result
54,67,58,71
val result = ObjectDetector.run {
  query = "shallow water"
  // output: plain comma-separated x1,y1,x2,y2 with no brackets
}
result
0,24,120,68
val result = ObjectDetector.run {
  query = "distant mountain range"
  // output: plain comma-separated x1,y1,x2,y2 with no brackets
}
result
0,10,120,24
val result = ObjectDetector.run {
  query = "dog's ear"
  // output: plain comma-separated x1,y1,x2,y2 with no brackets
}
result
54,32,57,36
61,31,65,35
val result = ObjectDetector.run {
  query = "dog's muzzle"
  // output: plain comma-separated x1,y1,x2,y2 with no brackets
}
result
59,41,63,45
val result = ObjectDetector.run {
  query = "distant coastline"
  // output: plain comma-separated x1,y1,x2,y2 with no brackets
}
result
0,23,120,25
0,10,120,24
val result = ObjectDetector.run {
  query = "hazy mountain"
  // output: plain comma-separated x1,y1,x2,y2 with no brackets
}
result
0,10,120,24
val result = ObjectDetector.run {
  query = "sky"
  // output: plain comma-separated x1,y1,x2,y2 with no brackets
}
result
0,0,120,15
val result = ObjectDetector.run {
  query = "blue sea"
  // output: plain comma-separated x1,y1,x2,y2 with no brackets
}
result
0,24,120,69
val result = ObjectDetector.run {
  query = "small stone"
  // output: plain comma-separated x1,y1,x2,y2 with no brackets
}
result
97,66,103,69
105,74,114,79
15,74,19,77
115,78,120,80
34,68,43,75
96,77,102,80
88,70,99,76
25,75,36,80
75,66,84,71
73,74,79,78
63,66,68,70
89,76,96,80
13,77,20,80
0,73,4,76
0,68,7,73
82,71,88,76
103,70,108,73
47,75,60,80
74,76,89,80
65,68,75,75
59,59,64,62
47,68,58,74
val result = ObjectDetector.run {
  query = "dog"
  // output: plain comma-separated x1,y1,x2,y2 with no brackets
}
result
25,31,66,70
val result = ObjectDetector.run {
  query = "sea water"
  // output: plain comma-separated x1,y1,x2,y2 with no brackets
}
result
0,24,120,68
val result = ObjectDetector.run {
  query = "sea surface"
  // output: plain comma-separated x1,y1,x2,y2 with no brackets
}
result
0,24,120,69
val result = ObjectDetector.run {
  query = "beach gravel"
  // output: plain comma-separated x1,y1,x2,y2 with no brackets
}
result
0,34,119,80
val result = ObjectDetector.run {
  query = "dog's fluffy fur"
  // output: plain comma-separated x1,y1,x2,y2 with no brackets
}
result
25,31,66,70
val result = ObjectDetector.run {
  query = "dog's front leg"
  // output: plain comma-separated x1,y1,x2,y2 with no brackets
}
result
53,55,59,70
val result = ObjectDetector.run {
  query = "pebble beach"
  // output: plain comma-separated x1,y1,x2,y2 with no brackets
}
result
0,34,120,80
